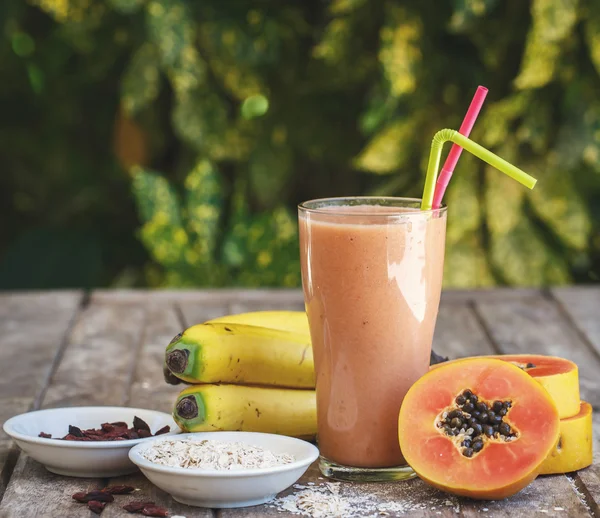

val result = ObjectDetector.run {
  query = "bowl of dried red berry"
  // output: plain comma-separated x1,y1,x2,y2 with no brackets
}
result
3,406,179,478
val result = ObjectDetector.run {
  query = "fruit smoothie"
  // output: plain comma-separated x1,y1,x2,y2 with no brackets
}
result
298,198,446,469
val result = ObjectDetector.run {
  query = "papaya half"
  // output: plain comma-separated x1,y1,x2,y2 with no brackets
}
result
399,358,560,500
431,354,579,419
540,401,593,475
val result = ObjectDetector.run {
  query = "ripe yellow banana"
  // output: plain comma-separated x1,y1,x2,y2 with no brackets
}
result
173,384,317,439
165,322,315,388
207,311,310,337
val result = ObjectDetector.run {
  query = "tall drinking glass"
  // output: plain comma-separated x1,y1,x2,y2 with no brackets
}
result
298,197,447,481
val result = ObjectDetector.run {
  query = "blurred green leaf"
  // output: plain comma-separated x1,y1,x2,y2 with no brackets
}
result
490,218,571,285
445,153,482,246
241,95,269,119
379,4,422,97
11,31,35,57
132,167,189,267
249,142,293,208
121,42,161,115
443,235,495,288
145,0,193,68
108,0,145,14
26,63,44,94
584,2,600,76
449,0,499,33
353,118,417,174
514,0,578,90
529,165,592,251
171,88,229,154
479,93,530,147
184,159,223,264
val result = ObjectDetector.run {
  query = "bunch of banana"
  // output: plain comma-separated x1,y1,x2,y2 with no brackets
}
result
164,311,318,438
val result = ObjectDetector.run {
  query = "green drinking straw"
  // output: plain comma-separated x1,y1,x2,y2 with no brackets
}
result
421,129,537,211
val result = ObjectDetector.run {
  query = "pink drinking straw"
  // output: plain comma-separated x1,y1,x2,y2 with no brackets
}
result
432,86,488,209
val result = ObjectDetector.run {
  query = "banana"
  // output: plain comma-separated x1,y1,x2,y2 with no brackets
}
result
207,311,310,337
173,384,317,438
165,322,315,388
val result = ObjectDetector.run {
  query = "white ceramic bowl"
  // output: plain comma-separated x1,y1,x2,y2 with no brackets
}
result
3,406,179,478
129,431,319,508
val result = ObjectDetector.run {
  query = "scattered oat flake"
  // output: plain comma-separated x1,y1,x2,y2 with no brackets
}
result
554,507,564,511
141,439,294,470
270,482,457,517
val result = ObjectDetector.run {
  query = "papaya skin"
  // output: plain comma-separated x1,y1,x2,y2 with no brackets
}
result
540,401,593,475
400,358,560,500
430,354,580,419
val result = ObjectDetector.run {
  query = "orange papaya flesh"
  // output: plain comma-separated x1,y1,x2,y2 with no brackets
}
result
540,401,593,475
400,358,560,500
431,354,579,419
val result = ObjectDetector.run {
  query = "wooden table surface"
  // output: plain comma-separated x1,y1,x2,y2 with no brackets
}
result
0,288,598,517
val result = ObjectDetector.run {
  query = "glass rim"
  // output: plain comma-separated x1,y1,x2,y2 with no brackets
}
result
298,196,447,217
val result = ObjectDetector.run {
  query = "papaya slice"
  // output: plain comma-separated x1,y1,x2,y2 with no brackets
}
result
432,354,579,419
488,355,580,419
540,401,593,475
399,358,560,500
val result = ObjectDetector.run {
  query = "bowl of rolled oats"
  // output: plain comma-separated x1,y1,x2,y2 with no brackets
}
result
128,431,319,508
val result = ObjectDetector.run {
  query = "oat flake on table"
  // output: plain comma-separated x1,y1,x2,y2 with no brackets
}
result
269,482,460,517
141,439,295,470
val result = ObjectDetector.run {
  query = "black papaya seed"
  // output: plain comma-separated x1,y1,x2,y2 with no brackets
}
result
450,417,463,429
499,423,511,435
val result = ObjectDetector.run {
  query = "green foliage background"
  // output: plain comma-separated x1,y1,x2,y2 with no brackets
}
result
1,0,600,288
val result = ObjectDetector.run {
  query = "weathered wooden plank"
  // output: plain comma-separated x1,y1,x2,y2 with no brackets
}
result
0,455,105,518
103,303,214,518
551,287,600,358
572,412,600,514
0,301,146,517
0,291,83,501
441,288,543,304
433,303,497,360
91,289,304,305
460,474,592,517
474,294,600,408
128,306,184,414
100,472,212,518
